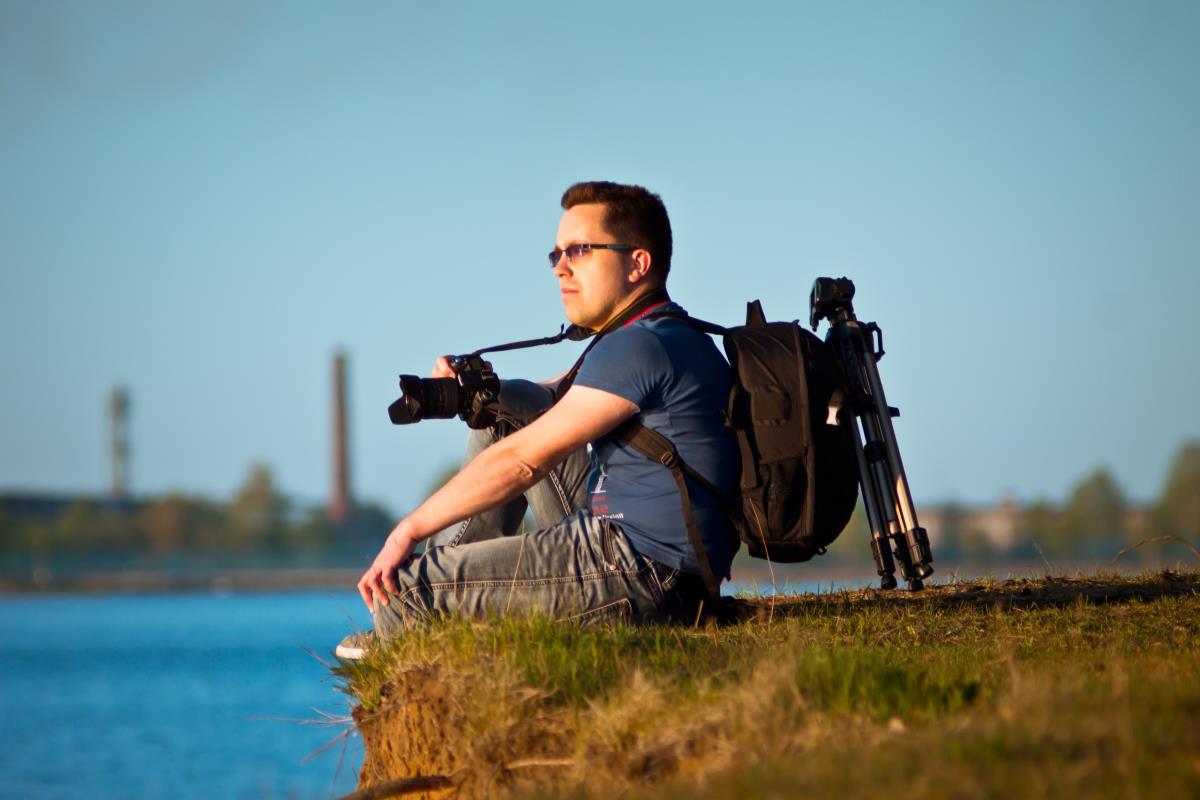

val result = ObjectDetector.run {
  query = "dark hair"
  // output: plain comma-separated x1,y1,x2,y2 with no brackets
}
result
560,181,673,281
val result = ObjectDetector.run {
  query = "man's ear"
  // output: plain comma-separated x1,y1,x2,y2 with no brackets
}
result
628,249,653,283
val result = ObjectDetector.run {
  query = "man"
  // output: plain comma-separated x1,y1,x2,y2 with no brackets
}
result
338,181,737,658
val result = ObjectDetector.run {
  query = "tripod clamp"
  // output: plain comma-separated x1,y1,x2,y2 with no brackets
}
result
865,321,885,361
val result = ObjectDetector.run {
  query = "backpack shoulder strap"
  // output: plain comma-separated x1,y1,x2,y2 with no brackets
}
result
611,418,723,601
641,308,729,337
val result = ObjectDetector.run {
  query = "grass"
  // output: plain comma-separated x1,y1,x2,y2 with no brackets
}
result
331,571,1200,799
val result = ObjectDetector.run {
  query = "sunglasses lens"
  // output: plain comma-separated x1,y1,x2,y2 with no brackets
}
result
548,250,562,268
567,244,588,262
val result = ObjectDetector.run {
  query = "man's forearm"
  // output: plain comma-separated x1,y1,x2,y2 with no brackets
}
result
356,433,560,611
395,439,550,545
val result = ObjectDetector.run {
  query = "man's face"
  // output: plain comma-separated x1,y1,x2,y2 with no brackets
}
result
552,203,640,330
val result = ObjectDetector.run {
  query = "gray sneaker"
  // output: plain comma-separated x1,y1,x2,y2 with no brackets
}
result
335,632,374,661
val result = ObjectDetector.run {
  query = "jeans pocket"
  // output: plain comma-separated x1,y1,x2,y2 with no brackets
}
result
646,563,678,607
599,521,618,569
655,564,680,594
564,597,633,627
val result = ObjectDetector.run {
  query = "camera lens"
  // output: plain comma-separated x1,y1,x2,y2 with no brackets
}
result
388,375,462,424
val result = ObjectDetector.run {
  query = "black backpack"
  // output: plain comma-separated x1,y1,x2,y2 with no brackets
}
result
614,300,860,596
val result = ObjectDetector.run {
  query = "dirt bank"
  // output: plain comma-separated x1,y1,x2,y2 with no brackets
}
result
336,571,1200,799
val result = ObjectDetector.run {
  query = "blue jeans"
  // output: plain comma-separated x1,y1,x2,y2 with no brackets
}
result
372,380,698,635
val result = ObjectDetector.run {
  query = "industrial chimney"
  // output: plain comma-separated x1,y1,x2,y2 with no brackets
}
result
109,386,130,500
329,351,353,525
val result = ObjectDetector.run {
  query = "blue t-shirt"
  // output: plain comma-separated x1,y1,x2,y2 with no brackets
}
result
573,303,739,578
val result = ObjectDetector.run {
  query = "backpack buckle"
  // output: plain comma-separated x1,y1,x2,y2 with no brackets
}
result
659,452,679,469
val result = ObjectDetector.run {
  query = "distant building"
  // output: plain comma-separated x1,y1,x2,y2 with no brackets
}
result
921,496,1038,552
970,496,1023,550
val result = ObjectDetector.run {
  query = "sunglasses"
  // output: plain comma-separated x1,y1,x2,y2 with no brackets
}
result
547,243,635,269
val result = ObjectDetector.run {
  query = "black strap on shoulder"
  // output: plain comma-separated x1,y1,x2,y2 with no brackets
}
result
554,287,673,400
641,307,728,337
612,418,723,600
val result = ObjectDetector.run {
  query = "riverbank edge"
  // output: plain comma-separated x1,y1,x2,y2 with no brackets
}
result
337,569,1200,799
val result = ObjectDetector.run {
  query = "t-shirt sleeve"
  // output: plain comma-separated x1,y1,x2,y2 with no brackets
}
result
572,326,668,410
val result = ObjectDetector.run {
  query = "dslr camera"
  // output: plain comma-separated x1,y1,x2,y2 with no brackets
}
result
388,354,501,430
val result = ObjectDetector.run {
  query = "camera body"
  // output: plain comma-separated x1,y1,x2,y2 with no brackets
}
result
809,276,856,330
388,354,501,429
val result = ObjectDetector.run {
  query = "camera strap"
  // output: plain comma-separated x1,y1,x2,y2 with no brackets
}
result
470,324,592,358
449,287,670,400
553,287,673,401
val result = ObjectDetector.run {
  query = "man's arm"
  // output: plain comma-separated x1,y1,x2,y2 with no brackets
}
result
357,385,638,611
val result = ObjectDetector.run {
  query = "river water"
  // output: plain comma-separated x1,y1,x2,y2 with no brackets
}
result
0,591,372,800
0,580,866,799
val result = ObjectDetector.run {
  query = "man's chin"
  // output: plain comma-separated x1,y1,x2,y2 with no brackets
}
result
562,304,588,328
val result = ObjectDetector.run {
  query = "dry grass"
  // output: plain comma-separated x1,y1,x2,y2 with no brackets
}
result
332,571,1200,799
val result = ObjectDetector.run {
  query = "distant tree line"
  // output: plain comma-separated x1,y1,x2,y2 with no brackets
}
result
821,441,1200,564
0,464,395,567
4,443,1198,571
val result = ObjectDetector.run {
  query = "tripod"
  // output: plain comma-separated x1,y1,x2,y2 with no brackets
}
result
810,278,934,590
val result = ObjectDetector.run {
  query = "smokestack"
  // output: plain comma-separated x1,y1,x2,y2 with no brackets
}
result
109,386,130,500
329,351,352,525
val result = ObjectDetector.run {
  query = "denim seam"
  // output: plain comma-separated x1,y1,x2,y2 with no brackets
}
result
447,518,471,547
390,565,658,620
565,597,633,623
547,468,573,517
448,426,505,547
415,562,649,596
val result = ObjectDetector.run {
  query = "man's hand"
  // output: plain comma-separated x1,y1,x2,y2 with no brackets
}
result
431,356,457,379
432,355,492,379
357,523,418,612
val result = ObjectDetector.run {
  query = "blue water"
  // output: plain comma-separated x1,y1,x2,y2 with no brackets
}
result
0,591,373,800
0,581,870,799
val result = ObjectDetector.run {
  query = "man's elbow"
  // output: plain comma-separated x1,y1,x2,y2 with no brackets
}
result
512,456,550,486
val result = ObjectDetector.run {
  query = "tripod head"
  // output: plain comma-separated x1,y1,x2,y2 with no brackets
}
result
809,276,858,331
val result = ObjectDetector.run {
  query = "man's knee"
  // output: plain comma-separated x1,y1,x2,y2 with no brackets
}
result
497,379,556,422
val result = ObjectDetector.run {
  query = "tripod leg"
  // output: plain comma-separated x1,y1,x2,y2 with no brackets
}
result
859,412,923,588
845,409,896,589
825,311,934,589
858,348,934,580
831,318,930,589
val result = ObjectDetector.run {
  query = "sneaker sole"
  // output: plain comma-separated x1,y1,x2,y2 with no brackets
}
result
335,643,368,660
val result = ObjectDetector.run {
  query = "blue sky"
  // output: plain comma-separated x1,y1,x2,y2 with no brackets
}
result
2,0,1197,518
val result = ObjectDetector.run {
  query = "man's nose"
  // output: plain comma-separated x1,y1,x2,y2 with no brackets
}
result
552,256,572,278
